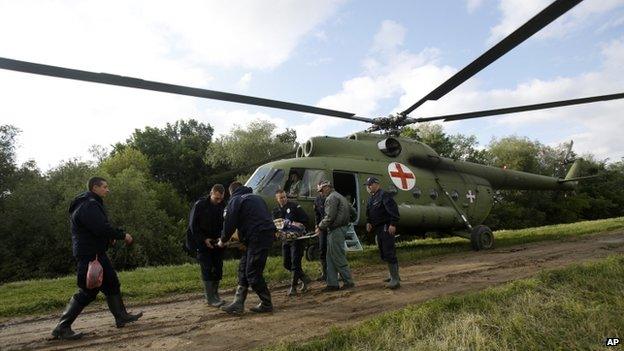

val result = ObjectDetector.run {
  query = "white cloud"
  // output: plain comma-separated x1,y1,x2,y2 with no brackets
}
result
314,17,624,161
372,20,406,54
237,73,253,92
466,0,485,13
0,0,345,73
401,37,624,160
0,0,346,169
317,22,445,118
204,108,287,138
487,0,624,44
0,70,201,169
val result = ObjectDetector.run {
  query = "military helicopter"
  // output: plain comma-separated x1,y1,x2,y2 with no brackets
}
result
1,0,622,251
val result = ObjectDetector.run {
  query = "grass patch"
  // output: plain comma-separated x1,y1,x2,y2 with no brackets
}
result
265,254,624,351
1,217,623,319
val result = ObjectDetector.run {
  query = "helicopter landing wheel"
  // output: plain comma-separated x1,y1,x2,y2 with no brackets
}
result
305,243,320,262
470,225,494,251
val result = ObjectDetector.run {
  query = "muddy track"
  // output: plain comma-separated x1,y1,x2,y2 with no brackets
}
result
2,231,624,351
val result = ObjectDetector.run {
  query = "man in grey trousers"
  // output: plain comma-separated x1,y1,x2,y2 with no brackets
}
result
315,180,355,291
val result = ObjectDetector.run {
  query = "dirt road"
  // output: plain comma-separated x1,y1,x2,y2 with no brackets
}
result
3,231,624,351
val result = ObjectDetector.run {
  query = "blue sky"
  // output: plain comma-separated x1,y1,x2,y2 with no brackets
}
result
1,0,623,169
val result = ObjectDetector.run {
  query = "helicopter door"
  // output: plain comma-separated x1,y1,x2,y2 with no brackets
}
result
332,171,359,222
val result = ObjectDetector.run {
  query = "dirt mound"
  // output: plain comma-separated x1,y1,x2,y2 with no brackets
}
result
2,231,624,351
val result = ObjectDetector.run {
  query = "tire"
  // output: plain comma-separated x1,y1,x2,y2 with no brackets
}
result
470,225,494,251
305,244,320,262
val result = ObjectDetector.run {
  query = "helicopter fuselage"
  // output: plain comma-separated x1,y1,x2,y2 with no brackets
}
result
246,133,578,237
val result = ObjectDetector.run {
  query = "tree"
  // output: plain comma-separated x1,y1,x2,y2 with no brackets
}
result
0,163,59,282
484,137,591,229
401,124,489,162
205,120,297,175
115,119,214,200
0,125,19,197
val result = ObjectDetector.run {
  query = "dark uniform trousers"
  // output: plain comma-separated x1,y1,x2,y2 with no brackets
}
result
197,248,225,281
74,253,120,306
374,225,398,264
282,240,304,275
237,232,272,290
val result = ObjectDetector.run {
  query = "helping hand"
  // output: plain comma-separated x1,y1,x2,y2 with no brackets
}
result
204,238,214,249
124,233,133,245
388,225,396,236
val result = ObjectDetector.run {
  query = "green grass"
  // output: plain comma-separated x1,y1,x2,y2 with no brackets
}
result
1,217,623,319
263,254,624,351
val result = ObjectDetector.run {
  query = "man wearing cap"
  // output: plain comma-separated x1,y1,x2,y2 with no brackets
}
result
313,181,328,281
218,181,277,315
272,189,311,296
315,181,355,291
365,177,401,289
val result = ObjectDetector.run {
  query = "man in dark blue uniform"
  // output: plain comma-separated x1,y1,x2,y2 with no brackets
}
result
365,177,401,289
313,182,327,281
272,189,310,296
52,177,142,340
188,184,226,307
218,181,276,315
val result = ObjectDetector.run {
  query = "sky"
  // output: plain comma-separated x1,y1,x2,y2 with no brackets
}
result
1,0,623,170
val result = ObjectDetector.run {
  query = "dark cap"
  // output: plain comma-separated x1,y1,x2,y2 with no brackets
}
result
365,176,380,186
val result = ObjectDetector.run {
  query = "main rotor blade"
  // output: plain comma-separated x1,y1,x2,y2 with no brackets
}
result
401,0,583,116
0,57,374,123
406,92,624,123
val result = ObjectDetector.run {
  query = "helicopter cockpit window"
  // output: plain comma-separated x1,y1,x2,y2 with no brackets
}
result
284,169,304,198
259,169,285,196
298,169,329,197
245,166,271,192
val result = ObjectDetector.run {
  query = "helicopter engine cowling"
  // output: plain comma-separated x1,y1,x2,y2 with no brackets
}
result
296,144,304,158
377,137,402,157
302,136,383,159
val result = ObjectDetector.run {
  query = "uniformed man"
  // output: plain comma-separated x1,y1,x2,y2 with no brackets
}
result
287,172,301,198
188,184,226,307
52,177,142,340
218,181,277,314
272,189,311,296
365,177,401,289
313,182,327,281
315,180,355,291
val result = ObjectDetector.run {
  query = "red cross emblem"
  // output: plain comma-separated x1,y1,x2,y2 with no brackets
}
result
387,162,415,191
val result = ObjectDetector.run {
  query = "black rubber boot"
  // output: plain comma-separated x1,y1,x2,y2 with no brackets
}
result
386,263,400,289
106,294,143,328
286,272,298,297
203,280,225,307
51,297,85,340
250,284,273,313
213,280,225,307
221,285,247,315
299,272,311,293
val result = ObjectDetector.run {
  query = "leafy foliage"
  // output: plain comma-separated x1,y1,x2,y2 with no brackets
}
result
115,119,215,200
1,118,624,284
205,120,296,170
0,125,20,197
